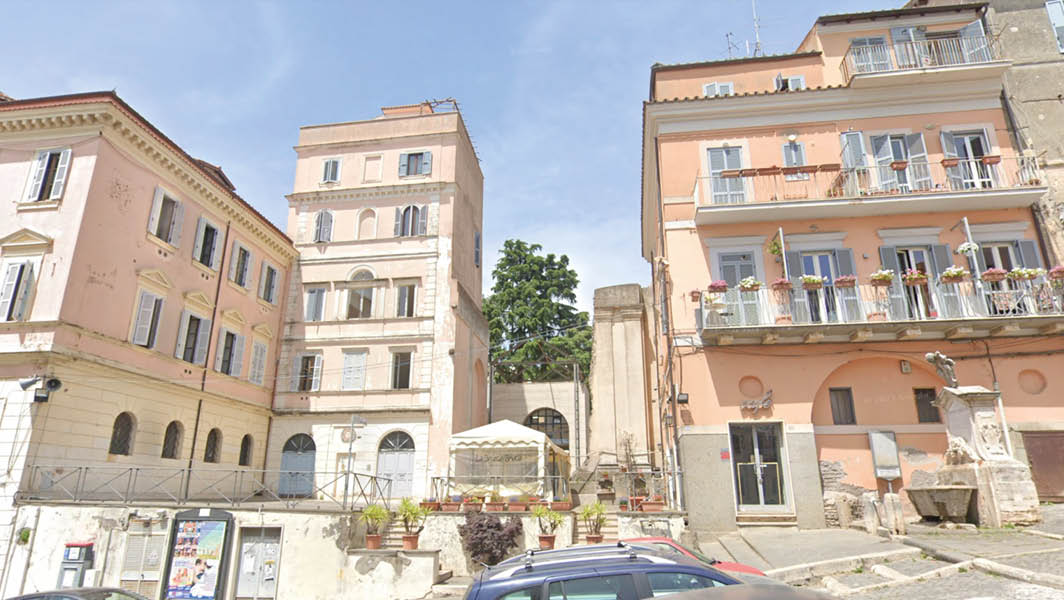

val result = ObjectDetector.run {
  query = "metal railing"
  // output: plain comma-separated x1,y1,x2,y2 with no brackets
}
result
19,465,392,511
700,277,1064,330
430,475,569,501
693,157,1043,208
842,36,996,81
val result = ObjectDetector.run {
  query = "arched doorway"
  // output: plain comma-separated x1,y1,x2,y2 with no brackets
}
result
279,434,316,497
376,431,415,498
525,408,569,450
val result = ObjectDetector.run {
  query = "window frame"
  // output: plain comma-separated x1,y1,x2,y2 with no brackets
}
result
129,289,165,349
229,241,253,288
193,216,222,270
829,387,857,425
703,81,734,97
295,353,322,392
305,287,326,322
914,388,941,423
258,261,280,304
398,151,432,177
346,286,375,319
109,412,136,456
161,420,183,460
321,158,341,183
203,428,222,463
782,141,809,181
775,73,806,91
23,147,72,203
391,350,413,390
0,258,38,322
362,154,383,183
174,309,212,365
313,210,334,243
396,283,417,318
147,187,184,247
342,349,368,391
238,434,254,467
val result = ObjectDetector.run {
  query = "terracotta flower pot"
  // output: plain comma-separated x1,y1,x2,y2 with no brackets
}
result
981,155,1001,165
640,501,665,512
619,505,628,512
550,501,572,511
867,311,887,322
802,282,823,290
507,502,527,512
586,534,604,544
870,279,893,288
890,160,908,171
941,276,967,284
365,534,382,550
941,158,960,167
982,272,1007,282
485,502,506,512
739,286,761,293
462,502,482,512
420,502,440,511
402,534,420,550
774,315,793,325
538,535,556,550
440,502,461,512
904,277,928,287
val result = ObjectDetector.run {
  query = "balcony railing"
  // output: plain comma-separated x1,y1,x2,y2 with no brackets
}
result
693,157,1042,208
699,278,1064,331
842,36,996,81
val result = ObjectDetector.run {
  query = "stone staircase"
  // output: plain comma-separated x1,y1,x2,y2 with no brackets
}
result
379,522,405,549
572,510,620,544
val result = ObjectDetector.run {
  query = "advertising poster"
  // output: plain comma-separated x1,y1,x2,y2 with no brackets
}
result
167,519,228,599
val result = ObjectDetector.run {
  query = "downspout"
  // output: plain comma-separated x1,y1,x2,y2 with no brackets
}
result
183,399,204,499
981,341,1014,457
487,362,494,423
1031,205,1056,267
201,220,232,392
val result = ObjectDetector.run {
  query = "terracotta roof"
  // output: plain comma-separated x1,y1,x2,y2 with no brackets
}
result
0,91,290,245
816,2,986,25
648,83,848,106
650,51,822,73
0,92,13,102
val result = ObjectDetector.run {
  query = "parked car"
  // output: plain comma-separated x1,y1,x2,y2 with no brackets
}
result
464,543,742,600
625,537,767,577
656,584,834,600
7,588,150,600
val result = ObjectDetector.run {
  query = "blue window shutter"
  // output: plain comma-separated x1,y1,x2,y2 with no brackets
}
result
879,246,901,272
398,153,409,177
420,151,432,175
931,244,953,276
833,248,856,277
784,251,802,280
1015,240,1043,268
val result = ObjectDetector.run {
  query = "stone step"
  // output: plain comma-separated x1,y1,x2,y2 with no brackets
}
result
431,576,472,598
717,533,772,573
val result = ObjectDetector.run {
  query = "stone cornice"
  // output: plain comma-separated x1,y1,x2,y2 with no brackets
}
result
286,181,454,206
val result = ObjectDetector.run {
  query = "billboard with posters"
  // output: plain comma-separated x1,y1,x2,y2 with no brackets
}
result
163,509,234,600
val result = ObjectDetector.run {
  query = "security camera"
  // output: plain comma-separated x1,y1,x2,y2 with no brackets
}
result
45,378,62,391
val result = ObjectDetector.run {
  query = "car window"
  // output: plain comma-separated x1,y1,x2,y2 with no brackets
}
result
548,574,633,600
500,586,541,600
647,572,725,596
652,542,681,555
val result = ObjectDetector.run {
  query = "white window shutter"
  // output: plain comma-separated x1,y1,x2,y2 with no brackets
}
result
418,205,428,235
194,318,212,365
48,149,72,200
148,188,164,234
394,207,402,236
25,151,48,202
192,217,206,260
228,244,240,281
12,262,34,321
231,335,246,376
291,356,301,392
0,264,24,320
311,355,323,391
322,160,331,182
398,153,409,176
719,82,733,96
174,310,191,359
170,202,185,246
343,352,365,390
211,231,222,271
132,291,156,345
703,82,718,97
243,252,254,288
267,267,278,303
214,331,227,372
258,262,268,298
250,342,266,385
420,151,432,175
322,211,332,241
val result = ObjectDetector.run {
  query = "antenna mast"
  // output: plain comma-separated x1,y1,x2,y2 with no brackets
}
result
725,32,741,59
751,0,764,57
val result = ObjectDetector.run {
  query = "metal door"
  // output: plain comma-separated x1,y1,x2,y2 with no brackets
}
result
376,431,415,498
279,434,315,498
730,423,786,509
1024,432,1064,501
236,527,282,600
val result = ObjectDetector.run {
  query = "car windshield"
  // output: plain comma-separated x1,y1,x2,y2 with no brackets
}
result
675,542,718,565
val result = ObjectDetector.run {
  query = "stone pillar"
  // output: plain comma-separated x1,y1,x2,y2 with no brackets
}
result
934,386,1040,527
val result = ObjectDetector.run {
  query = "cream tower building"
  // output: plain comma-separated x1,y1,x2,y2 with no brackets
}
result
271,101,489,501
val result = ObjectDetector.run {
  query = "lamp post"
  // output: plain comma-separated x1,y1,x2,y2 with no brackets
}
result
343,414,367,508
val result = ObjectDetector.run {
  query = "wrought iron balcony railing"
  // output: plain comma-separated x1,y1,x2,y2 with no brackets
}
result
842,36,996,81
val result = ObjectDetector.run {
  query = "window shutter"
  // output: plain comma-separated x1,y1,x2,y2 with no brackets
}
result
11,262,34,321
703,82,718,97
231,335,246,377
930,244,953,276
228,245,240,281
147,188,164,234
782,143,796,167
870,135,892,166
170,202,185,246
879,246,901,272
789,76,804,91
311,355,323,391
192,217,206,260
132,291,157,345
905,133,933,189
194,318,212,365
243,252,253,288
719,82,733,96
258,262,269,298
211,230,222,271
250,342,266,385
342,352,357,390
48,149,72,200
420,151,432,175
398,153,409,177
0,263,24,320
394,207,402,236
783,251,802,280
774,73,785,91
214,331,227,372
267,267,279,303
1015,240,1043,268
306,289,324,321
25,151,48,202
967,247,988,274
174,310,191,359
418,204,428,235
840,132,866,169
833,249,856,277
291,356,301,392
322,211,333,241
474,231,482,267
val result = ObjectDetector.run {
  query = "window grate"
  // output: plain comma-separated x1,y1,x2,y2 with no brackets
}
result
204,428,222,463
109,412,135,455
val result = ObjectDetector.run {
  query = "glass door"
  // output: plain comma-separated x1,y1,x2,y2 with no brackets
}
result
953,132,993,189
708,147,745,204
800,252,838,323
730,423,786,510
896,247,935,318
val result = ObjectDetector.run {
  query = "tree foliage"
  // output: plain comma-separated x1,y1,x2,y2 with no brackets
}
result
482,239,591,383
457,512,523,566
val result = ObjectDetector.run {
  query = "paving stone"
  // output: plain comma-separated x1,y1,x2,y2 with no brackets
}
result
832,569,891,589
856,570,1064,600
997,549,1064,574
908,528,1064,558
886,557,951,576
1039,504,1064,536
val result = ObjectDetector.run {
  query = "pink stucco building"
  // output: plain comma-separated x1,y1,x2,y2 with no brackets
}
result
642,3,1064,531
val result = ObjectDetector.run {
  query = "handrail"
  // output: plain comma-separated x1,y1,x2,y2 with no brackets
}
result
842,35,996,81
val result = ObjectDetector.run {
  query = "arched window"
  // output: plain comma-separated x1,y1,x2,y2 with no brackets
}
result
161,420,183,459
525,408,569,450
313,210,333,243
347,270,375,319
280,434,316,497
379,431,415,452
109,412,135,455
395,205,425,237
239,434,254,467
352,269,373,282
358,209,376,240
377,431,415,497
204,428,222,463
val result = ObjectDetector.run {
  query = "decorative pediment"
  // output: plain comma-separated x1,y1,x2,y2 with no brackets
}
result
183,290,215,312
0,228,53,255
137,269,173,294
252,323,274,339
221,309,248,327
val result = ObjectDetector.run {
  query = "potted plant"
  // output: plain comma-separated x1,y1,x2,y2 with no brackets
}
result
707,280,728,293
981,154,1002,165
833,274,857,288
551,494,573,512
507,495,528,512
360,503,390,550
640,494,666,512
580,501,607,544
420,497,441,511
869,269,895,287
940,265,969,284
618,497,629,512
689,290,702,301
890,159,908,171
531,504,563,549
398,497,431,550
1048,265,1064,281
982,267,1008,282
441,495,462,512
597,474,615,502
957,241,979,256
902,269,928,286
528,496,548,509
738,276,762,292
485,493,506,512
801,274,826,290
1008,267,1044,281
767,238,782,256
770,277,793,292
463,495,483,512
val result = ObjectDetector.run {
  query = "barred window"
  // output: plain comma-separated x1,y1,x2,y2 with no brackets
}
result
524,408,569,449
204,428,222,463
109,412,135,456
161,421,183,459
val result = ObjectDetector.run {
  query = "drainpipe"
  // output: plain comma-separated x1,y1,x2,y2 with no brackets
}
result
572,363,581,466
201,221,232,392
183,399,203,500
778,227,788,279
981,341,1014,457
487,362,494,423
1031,205,1056,267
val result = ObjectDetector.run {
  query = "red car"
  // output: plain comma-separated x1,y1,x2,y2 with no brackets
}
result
625,537,767,577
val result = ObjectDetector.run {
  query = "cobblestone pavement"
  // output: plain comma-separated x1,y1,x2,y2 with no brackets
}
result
996,548,1064,573
906,526,1063,558
884,556,950,576
854,570,1064,600
1039,504,1064,536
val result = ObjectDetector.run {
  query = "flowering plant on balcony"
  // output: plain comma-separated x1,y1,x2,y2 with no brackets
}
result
1007,267,1045,281
707,280,729,293
833,274,857,288
738,276,762,291
940,265,969,283
902,269,929,286
869,269,895,286
770,277,793,291
1048,265,1064,281
800,274,826,289
957,241,980,255
981,267,1008,282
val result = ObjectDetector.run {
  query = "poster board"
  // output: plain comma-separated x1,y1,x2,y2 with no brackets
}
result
868,430,902,481
162,508,234,600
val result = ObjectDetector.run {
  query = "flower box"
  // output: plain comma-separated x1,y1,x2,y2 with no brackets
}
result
770,279,793,292
739,285,761,292
867,311,887,321
507,501,528,512
781,166,802,176
890,160,908,171
870,279,893,287
550,501,573,511
798,165,819,174
484,501,506,512
757,166,782,176
940,276,967,284
708,282,729,293
596,491,615,503
462,502,483,512
802,281,824,290
833,275,857,288
982,269,1007,282
1048,266,1064,281
981,155,1001,165
739,168,758,177
440,501,462,512
904,276,928,287
420,501,441,511
719,169,742,179
941,158,960,168
775,315,793,324
820,163,841,172
640,500,665,512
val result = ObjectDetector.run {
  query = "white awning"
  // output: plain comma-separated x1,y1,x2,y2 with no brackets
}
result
450,419,563,453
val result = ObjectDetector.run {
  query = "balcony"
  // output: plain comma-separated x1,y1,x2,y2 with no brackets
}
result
698,278,1064,345
693,157,1045,225
841,36,1005,85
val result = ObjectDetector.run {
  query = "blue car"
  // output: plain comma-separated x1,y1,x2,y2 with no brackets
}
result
463,543,742,600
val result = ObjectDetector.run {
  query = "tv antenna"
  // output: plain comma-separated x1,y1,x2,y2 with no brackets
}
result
725,32,742,59
751,0,764,57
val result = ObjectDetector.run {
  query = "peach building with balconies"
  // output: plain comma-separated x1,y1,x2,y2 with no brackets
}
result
642,3,1064,531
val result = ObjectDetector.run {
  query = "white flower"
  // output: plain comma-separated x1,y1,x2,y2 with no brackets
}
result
739,276,762,289
942,266,968,278
957,241,980,255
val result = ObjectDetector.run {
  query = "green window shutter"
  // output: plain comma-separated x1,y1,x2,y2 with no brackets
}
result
398,153,409,176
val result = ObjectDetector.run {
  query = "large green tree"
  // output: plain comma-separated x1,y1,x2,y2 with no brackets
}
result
482,239,591,383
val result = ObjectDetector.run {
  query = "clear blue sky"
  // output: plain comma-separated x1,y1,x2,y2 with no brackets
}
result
1,0,892,312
